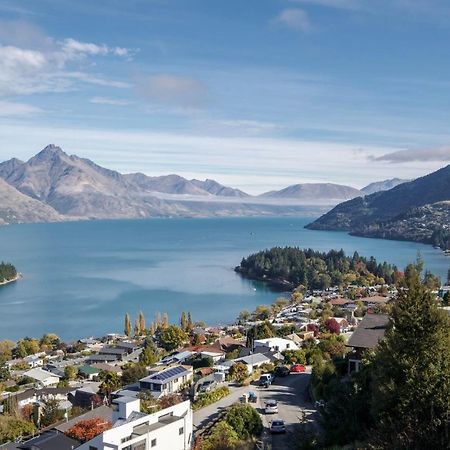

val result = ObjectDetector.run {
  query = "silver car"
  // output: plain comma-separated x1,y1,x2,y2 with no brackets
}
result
265,400,278,414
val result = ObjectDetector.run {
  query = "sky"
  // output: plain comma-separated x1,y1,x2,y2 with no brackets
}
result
0,0,450,193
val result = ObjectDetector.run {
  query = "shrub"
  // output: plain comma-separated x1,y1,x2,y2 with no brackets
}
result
193,386,230,411
66,417,112,442
225,404,263,440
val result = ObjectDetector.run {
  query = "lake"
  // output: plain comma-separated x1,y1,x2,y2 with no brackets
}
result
0,217,448,340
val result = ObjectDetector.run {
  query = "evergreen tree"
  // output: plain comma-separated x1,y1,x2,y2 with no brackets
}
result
134,319,140,337
370,264,450,449
187,312,193,332
124,313,132,337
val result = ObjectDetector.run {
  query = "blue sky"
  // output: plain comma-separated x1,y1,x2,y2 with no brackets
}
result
0,0,450,193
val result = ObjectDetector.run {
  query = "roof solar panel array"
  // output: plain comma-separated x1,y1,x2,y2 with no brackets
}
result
152,365,187,381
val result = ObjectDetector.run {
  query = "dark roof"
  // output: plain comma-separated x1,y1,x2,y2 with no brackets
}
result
140,365,189,385
17,431,79,450
55,405,112,432
99,347,127,355
347,314,390,349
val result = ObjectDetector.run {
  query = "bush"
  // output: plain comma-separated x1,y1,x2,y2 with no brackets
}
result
66,417,112,442
193,386,230,411
0,415,35,443
225,404,263,440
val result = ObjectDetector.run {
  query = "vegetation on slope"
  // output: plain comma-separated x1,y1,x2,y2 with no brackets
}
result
235,247,398,289
0,262,17,283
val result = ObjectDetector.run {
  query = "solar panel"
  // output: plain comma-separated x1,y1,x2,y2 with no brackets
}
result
151,365,186,381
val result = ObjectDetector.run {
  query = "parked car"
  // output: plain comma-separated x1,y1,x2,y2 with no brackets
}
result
274,366,290,377
270,419,286,434
265,400,278,414
259,373,274,386
290,364,306,373
198,380,215,393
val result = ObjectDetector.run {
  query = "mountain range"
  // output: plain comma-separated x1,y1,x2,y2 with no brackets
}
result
0,144,417,225
360,178,409,195
306,165,450,250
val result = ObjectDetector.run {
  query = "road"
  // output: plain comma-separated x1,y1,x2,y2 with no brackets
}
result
193,369,318,449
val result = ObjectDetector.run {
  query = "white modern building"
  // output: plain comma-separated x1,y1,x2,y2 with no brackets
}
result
78,397,193,450
253,337,299,353
138,365,193,399
23,367,61,388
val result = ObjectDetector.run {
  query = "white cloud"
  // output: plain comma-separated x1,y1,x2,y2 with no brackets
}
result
90,96,132,106
0,100,42,116
0,21,132,97
134,74,208,108
275,9,312,32
371,146,450,163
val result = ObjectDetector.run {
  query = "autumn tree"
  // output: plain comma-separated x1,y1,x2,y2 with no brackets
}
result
162,313,169,329
138,311,146,334
325,318,341,334
228,362,248,384
64,365,78,381
66,418,112,442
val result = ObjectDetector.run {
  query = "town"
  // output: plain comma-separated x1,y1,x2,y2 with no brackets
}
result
1,265,449,450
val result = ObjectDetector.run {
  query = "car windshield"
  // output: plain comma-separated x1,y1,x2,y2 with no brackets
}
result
272,421,284,426
266,401,277,406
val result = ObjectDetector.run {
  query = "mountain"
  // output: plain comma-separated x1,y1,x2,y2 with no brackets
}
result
191,179,249,198
361,178,409,195
0,177,63,224
306,165,450,249
260,183,362,201
123,173,209,196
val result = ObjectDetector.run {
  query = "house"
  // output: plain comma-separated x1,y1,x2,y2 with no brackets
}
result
55,404,113,433
216,353,271,375
77,398,193,450
69,383,102,408
91,362,123,375
78,364,101,380
23,368,61,388
359,295,389,307
87,354,119,364
346,314,390,373
23,352,46,368
12,430,79,450
284,333,303,346
253,337,299,353
161,351,194,365
330,317,350,333
138,365,193,399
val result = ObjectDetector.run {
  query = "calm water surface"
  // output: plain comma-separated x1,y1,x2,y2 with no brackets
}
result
0,217,448,340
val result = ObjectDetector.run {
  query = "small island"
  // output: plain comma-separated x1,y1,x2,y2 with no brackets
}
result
235,247,399,290
0,261,19,286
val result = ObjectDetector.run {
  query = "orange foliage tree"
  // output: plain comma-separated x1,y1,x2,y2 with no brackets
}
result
66,417,112,442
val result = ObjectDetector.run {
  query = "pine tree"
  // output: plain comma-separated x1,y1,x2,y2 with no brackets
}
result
370,264,450,449
155,312,162,329
180,311,187,331
138,311,145,334
124,313,132,337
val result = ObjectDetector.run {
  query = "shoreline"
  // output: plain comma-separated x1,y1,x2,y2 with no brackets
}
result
0,273,21,286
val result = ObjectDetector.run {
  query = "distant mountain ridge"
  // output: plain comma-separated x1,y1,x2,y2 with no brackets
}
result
260,183,362,201
306,165,450,249
361,178,409,195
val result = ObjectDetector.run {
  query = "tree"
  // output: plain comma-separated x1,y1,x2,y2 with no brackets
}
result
15,338,40,358
98,371,122,398
124,313,132,337
138,311,146,334
0,415,35,444
325,318,341,334
162,313,169,329
255,304,271,320
158,394,180,409
134,319,140,337
66,418,112,442
160,325,187,351
139,344,159,366
369,268,450,449
201,420,240,450
0,340,14,365
180,311,187,330
187,312,193,332
41,398,64,427
225,404,263,440
122,364,147,384
40,333,60,351
228,362,248,383
319,335,346,359
246,321,275,348
282,349,306,365
237,310,250,324
443,291,450,307
64,365,78,381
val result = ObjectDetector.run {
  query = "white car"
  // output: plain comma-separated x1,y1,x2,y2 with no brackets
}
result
265,400,278,414
270,419,286,434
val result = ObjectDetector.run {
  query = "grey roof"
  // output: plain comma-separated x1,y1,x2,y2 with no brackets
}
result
347,314,390,349
16,431,79,450
55,405,112,432
235,353,270,365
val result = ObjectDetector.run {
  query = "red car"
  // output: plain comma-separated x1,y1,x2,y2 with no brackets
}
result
290,364,306,373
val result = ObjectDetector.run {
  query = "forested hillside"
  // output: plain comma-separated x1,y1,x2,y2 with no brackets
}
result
235,247,398,289
0,262,17,283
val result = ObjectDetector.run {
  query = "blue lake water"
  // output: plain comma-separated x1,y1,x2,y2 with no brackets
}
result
0,217,448,341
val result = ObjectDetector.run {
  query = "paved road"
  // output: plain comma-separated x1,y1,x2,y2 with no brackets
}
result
193,370,318,449
257,370,318,450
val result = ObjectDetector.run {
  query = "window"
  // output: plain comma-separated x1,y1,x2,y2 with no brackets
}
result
151,438,157,447
89,447,98,450
179,426,184,435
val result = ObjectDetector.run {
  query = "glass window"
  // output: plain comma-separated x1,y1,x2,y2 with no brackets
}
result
151,438,157,447
179,426,184,435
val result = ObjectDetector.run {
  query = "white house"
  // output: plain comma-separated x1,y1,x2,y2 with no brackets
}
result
215,353,271,375
138,365,193,399
77,397,193,450
23,368,61,388
253,337,299,353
